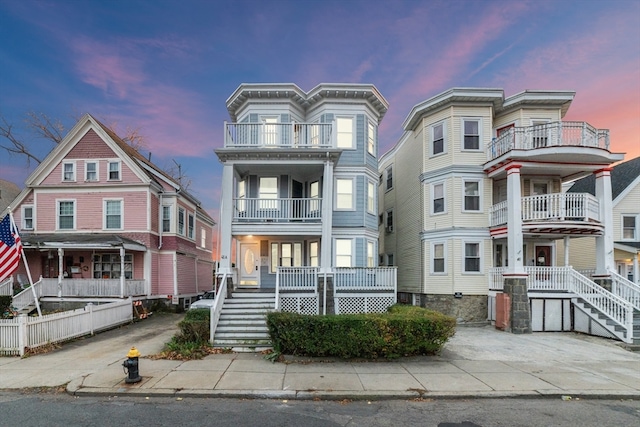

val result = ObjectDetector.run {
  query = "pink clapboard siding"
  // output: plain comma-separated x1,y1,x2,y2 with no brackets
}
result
197,259,214,292
177,254,197,294
150,194,159,231
151,251,159,295
34,191,149,232
156,252,175,295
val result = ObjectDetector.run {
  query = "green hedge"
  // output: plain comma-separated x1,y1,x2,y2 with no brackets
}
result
175,309,210,344
266,304,456,359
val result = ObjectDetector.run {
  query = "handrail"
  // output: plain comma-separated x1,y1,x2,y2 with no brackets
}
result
209,272,228,343
11,277,43,310
0,277,13,296
609,269,640,311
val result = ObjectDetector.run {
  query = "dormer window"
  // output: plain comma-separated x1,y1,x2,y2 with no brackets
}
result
62,162,76,182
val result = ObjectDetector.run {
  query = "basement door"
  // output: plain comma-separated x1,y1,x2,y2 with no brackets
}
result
238,242,259,287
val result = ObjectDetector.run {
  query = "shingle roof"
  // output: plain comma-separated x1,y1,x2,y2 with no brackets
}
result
567,156,640,199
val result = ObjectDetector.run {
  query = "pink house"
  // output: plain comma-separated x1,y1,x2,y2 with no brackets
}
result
7,114,215,308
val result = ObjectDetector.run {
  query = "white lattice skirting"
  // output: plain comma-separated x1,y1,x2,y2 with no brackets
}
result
335,294,395,314
279,294,319,315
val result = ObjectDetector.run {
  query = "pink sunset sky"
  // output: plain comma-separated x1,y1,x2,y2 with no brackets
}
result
1,0,639,252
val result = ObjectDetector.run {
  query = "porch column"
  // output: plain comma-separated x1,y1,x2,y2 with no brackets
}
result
506,164,525,274
218,162,234,275
120,247,125,298
57,248,64,298
564,236,570,266
595,168,614,276
633,252,639,284
320,160,334,274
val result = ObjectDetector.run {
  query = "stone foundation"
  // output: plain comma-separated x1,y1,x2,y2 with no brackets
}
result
412,293,488,323
503,277,531,334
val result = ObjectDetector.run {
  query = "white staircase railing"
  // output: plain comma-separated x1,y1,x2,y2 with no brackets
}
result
609,270,640,311
209,272,228,343
569,269,634,343
0,277,13,296
11,277,44,311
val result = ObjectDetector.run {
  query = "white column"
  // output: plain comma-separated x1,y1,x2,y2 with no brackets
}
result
219,163,234,275
564,236,570,267
506,165,525,274
120,247,125,298
633,253,639,284
595,168,614,275
320,160,334,274
57,248,64,298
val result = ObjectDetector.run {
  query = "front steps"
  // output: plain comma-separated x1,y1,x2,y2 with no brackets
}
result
213,291,275,352
573,298,640,346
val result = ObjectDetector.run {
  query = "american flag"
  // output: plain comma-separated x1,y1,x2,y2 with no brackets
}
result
0,214,22,282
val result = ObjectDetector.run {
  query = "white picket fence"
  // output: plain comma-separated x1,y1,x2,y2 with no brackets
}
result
0,298,133,356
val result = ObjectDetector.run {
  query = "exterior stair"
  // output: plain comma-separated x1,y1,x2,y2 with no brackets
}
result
573,297,630,343
213,291,275,352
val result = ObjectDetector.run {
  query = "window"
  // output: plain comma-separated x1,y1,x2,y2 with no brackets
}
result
200,228,206,248
93,253,133,279
367,180,375,213
336,178,353,209
58,200,75,230
623,215,637,240
463,119,480,150
386,209,393,231
162,206,171,232
85,161,98,181
22,205,33,230
464,180,481,211
237,179,246,213
386,166,393,190
108,161,121,180
432,242,446,274
367,241,375,267
270,242,302,272
309,241,319,267
62,162,75,181
310,180,320,212
178,207,185,235
259,177,278,209
432,182,445,214
104,200,122,229
367,121,375,155
387,253,394,266
188,213,194,239
432,122,445,155
336,117,353,148
464,242,481,273
335,239,352,267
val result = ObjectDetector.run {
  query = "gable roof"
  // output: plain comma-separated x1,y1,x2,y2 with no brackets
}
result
567,156,640,201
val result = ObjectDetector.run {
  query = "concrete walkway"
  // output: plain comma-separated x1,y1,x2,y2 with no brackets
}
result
1,313,638,400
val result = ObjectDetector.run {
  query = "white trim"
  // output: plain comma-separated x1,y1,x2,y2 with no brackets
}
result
62,161,76,182
334,177,355,210
162,205,172,233
366,240,376,267
462,178,482,213
334,238,354,267
431,181,446,215
462,240,483,274
187,212,195,240
613,174,640,205
385,164,393,191
430,241,447,275
84,160,99,182
103,198,124,230
367,179,376,214
429,120,447,157
621,213,639,241
56,199,76,230
336,116,355,149
107,160,121,181
461,117,482,151
21,204,34,230
367,120,376,156
178,207,186,235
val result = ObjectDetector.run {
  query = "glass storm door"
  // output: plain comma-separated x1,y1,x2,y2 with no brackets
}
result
239,243,259,287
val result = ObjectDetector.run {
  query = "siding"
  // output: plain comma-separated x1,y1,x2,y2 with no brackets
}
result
614,184,640,240
177,254,197,294
157,253,175,295
197,258,214,292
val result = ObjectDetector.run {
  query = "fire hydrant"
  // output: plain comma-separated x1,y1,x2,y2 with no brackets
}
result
122,347,142,383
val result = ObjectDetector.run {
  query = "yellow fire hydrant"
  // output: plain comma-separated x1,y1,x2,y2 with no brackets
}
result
122,347,142,383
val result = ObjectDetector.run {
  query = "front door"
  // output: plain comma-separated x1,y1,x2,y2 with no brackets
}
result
535,245,552,267
238,242,259,287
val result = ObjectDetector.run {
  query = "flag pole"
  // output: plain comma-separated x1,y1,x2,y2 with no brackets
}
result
9,210,41,317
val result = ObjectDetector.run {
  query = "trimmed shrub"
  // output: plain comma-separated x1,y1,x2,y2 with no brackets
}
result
175,309,210,344
266,304,456,359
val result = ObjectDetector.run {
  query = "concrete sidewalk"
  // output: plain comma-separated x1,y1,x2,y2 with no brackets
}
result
1,313,639,400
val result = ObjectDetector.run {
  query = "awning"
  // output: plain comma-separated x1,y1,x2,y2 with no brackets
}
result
20,233,148,252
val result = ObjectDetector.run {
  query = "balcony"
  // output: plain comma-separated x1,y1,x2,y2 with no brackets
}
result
224,122,334,148
490,193,602,236
233,198,322,222
487,121,610,162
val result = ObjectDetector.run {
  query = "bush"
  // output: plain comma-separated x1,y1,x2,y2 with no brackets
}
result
174,309,210,344
266,304,456,359
1,295,12,318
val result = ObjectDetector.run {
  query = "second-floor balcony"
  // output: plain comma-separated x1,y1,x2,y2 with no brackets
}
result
225,122,334,149
234,197,322,222
490,193,601,232
487,121,610,162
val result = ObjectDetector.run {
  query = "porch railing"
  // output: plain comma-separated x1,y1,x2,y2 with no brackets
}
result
39,278,146,297
487,121,610,161
0,277,13,296
333,267,397,314
224,122,334,148
275,267,319,315
490,193,600,226
234,198,322,222
610,269,640,310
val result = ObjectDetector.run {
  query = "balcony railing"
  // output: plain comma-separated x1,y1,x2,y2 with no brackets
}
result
490,193,600,227
234,198,322,222
224,122,334,148
487,121,610,161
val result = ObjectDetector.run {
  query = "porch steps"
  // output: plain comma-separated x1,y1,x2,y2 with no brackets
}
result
574,298,634,344
213,292,275,352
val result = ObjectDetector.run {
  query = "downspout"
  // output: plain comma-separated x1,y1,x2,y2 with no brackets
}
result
158,191,164,249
